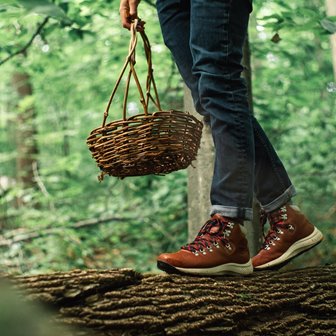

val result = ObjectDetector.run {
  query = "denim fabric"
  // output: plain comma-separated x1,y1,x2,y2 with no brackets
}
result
156,0,296,220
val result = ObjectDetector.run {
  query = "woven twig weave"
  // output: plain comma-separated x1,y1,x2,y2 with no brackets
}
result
87,21,203,179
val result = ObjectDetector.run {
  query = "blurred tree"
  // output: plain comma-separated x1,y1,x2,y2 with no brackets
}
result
326,0,336,78
12,73,37,191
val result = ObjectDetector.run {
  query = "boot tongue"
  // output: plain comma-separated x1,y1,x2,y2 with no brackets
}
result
209,226,220,234
207,214,228,234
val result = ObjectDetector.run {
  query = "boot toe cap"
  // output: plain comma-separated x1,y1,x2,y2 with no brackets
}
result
157,251,193,268
252,251,272,268
157,253,180,267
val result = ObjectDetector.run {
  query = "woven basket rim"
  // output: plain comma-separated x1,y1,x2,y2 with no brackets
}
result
88,110,200,134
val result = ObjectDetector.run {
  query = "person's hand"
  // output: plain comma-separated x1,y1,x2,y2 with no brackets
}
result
119,0,144,31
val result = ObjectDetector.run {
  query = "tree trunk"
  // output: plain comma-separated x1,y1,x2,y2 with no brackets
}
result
326,0,336,79
7,265,336,336
186,36,261,255
186,87,214,241
11,73,38,189
242,35,263,256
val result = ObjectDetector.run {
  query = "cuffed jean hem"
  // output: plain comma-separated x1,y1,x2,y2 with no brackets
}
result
210,206,253,221
261,185,297,213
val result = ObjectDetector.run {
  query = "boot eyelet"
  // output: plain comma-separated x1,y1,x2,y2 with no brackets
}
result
288,224,295,231
213,242,220,248
193,251,199,256
199,248,206,255
223,230,231,237
225,243,232,250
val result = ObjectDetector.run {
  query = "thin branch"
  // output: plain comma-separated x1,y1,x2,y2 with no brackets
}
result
0,215,132,247
32,161,56,212
147,220,176,243
322,202,336,220
0,16,50,66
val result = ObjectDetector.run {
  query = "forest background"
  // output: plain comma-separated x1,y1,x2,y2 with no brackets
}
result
0,0,335,275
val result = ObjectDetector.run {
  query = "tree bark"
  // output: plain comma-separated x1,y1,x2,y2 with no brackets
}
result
12,73,38,189
186,87,214,241
7,265,336,336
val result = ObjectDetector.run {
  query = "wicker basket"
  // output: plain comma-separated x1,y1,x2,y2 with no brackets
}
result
87,21,203,180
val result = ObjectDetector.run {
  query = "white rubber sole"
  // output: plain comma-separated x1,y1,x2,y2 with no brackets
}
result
174,259,253,276
255,227,323,270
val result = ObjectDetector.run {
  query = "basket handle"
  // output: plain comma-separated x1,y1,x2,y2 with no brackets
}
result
102,20,162,127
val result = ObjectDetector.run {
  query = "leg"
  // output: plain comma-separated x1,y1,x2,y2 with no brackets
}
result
156,0,207,117
253,116,296,211
158,0,296,215
190,0,254,220
156,0,322,274
156,0,253,276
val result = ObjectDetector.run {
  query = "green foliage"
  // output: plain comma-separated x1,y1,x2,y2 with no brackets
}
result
0,0,335,274
0,0,184,274
251,0,336,266
16,0,71,23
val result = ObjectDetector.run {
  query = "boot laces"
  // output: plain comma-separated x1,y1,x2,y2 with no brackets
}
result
261,206,291,250
181,217,234,254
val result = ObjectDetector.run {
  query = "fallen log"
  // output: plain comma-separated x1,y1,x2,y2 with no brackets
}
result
6,264,336,335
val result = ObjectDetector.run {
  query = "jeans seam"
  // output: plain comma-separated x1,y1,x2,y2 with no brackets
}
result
236,115,251,206
226,0,235,101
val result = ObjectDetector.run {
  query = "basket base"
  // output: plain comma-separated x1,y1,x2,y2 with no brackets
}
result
87,110,204,180
98,152,194,179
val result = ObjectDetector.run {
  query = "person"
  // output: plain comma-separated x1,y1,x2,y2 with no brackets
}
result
119,0,323,275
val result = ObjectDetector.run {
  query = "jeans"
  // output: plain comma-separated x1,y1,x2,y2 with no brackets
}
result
156,0,296,220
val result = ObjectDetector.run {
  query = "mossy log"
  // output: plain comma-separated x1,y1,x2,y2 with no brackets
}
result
8,265,336,336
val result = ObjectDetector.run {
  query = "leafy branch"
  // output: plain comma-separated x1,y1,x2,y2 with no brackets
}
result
0,16,50,66
0,215,130,247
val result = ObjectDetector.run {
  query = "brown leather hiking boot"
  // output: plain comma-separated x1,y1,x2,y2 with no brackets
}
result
157,214,253,276
252,204,323,270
